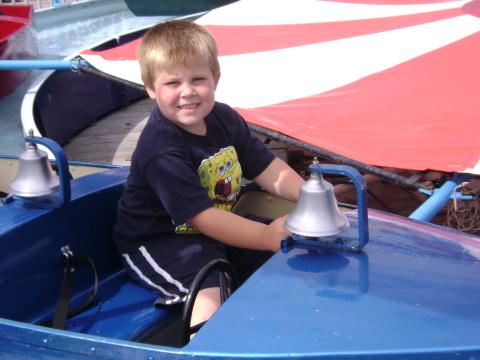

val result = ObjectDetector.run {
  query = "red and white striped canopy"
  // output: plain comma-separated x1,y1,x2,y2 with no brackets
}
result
81,0,480,175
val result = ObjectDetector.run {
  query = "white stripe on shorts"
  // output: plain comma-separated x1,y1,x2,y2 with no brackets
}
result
139,245,189,294
122,253,181,303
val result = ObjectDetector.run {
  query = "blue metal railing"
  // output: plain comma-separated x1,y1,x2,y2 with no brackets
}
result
282,163,369,252
409,173,472,222
0,59,90,71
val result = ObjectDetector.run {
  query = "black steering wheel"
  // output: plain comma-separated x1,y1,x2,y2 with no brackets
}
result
181,259,239,345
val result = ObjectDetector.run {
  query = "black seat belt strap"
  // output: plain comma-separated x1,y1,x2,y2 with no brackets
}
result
51,245,98,330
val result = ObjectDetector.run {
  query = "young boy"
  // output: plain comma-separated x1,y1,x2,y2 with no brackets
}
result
113,20,304,328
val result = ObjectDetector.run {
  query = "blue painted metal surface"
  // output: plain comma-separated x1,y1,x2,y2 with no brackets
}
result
0,166,128,324
0,140,480,359
315,164,369,250
65,270,177,341
191,211,480,358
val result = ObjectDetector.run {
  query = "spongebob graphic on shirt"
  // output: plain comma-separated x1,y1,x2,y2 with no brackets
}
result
175,146,242,234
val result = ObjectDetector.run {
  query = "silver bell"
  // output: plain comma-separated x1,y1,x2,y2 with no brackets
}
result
10,142,60,198
285,172,349,238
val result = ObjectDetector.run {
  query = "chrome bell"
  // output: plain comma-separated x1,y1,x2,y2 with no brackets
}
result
10,141,60,198
285,169,350,238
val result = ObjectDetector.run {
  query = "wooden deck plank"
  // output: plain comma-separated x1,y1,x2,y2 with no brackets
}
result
64,98,152,166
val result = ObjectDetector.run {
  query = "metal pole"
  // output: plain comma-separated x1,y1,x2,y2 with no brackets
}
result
409,173,471,222
0,59,90,71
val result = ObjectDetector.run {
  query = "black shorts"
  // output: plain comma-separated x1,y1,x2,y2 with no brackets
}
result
121,233,272,306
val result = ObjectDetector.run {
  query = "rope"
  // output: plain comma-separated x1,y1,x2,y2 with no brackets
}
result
445,184,480,234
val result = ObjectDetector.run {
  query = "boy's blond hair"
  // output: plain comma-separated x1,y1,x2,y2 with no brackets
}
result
138,20,220,89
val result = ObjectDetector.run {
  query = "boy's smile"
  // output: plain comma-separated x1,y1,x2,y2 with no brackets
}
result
146,61,220,135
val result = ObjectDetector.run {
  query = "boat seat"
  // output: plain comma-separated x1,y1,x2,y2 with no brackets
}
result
65,269,179,342
62,190,291,342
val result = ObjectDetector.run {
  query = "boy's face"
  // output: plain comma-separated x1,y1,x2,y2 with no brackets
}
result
146,60,220,135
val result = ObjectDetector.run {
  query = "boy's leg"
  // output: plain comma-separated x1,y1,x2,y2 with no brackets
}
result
191,287,221,329
120,234,227,307
120,233,270,331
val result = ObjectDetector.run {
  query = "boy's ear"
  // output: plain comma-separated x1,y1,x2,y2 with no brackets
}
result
214,72,221,89
146,86,156,100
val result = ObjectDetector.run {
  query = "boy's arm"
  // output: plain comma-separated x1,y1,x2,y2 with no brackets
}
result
188,207,289,252
253,157,304,202
189,159,303,252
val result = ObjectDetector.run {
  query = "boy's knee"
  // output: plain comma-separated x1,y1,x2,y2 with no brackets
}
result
191,287,221,326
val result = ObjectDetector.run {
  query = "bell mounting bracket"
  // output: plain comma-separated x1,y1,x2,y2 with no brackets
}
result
282,164,369,252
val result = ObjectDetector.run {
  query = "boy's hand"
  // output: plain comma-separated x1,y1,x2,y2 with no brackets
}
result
190,208,291,252
263,215,292,252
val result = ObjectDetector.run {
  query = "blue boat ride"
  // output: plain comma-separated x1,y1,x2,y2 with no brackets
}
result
0,129,479,358
0,1,479,358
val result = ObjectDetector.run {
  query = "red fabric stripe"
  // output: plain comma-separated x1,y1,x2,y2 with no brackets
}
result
206,8,463,56
236,32,480,172
82,7,464,59
82,38,140,60
80,1,480,172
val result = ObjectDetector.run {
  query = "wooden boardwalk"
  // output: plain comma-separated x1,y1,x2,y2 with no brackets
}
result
64,98,153,166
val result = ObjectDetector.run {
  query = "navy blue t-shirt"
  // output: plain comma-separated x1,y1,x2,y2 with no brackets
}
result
113,101,275,252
